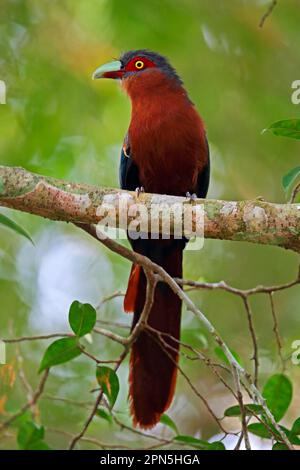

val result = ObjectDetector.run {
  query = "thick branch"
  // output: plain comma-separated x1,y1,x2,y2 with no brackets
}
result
1,165,300,251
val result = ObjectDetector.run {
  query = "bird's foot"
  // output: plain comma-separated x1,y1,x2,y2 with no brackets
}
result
135,186,145,198
186,192,198,202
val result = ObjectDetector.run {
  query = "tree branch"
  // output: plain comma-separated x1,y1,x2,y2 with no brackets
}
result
0,165,296,449
259,0,277,28
68,268,157,450
1,165,300,252
75,225,294,449
0,369,49,431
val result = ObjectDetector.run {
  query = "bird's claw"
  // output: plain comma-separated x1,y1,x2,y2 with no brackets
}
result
135,186,145,198
186,192,197,202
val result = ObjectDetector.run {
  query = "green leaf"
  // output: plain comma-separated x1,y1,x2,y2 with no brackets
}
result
247,423,271,439
272,442,289,450
262,374,292,422
174,435,209,449
39,337,82,372
264,119,300,140
8,410,32,428
282,166,300,192
208,441,226,450
288,433,300,445
27,440,52,450
214,346,243,366
174,435,225,450
96,366,119,408
0,213,34,245
181,329,208,349
96,408,113,424
291,417,300,436
17,421,44,450
248,422,298,444
224,404,264,417
160,414,178,434
69,301,96,337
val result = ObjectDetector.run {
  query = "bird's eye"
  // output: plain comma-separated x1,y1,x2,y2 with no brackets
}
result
135,60,144,70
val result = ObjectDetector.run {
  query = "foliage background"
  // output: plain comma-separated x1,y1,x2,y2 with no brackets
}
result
0,0,300,450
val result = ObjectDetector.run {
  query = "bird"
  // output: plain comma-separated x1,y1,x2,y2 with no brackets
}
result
93,50,210,429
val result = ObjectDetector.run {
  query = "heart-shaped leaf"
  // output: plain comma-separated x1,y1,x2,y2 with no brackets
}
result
69,301,96,337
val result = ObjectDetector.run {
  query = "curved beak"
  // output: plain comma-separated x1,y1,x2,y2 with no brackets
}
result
92,60,123,80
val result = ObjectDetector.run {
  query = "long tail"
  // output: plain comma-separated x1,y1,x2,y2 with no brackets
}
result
124,239,183,429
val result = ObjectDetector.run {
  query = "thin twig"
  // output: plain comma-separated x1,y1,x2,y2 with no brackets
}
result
68,269,157,450
269,292,285,370
76,226,293,449
47,427,131,449
0,369,49,431
68,350,127,450
42,395,94,409
231,365,251,450
3,333,72,343
146,325,236,398
176,277,300,297
148,328,229,433
15,347,40,421
96,291,125,310
242,297,259,386
259,0,277,28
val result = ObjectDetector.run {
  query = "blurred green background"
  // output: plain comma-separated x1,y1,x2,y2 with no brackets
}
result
1,0,300,450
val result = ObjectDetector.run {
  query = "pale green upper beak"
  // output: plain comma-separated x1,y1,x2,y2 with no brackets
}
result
92,60,122,79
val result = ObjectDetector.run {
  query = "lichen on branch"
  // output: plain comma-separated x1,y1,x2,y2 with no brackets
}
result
1,165,300,252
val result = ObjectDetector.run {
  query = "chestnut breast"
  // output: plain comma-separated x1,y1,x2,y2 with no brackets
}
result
123,70,208,196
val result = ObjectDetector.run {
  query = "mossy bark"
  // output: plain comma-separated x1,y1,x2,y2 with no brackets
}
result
1,165,300,252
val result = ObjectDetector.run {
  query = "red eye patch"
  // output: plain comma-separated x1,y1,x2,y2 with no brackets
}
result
125,57,156,72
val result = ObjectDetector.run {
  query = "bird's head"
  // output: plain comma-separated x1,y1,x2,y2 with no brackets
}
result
93,50,182,95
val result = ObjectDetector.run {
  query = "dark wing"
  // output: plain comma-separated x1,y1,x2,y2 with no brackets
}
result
195,135,210,199
119,134,142,250
119,134,141,191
